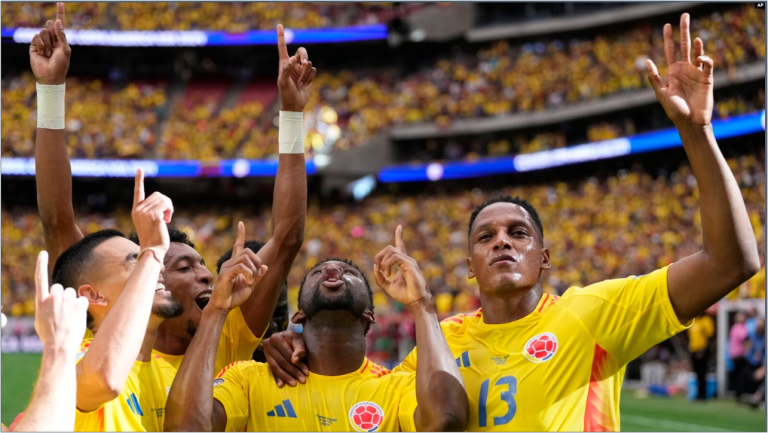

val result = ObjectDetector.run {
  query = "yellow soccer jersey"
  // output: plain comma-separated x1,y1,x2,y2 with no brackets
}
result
153,306,263,374
213,358,417,432
74,339,177,432
393,266,691,431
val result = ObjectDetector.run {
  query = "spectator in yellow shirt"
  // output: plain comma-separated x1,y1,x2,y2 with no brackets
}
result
688,313,715,400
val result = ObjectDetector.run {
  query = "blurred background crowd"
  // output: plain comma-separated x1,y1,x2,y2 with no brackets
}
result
2,4,764,160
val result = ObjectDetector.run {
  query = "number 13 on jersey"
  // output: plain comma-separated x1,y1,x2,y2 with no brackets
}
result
478,376,517,428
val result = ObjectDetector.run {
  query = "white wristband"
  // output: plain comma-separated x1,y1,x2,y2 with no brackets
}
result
278,110,304,154
36,83,66,130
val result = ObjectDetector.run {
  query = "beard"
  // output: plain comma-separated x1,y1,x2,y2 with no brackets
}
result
151,296,184,320
301,283,368,321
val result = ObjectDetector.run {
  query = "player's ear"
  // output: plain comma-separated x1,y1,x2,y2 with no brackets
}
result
291,310,307,325
466,257,476,279
78,284,108,306
361,308,375,325
540,247,551,271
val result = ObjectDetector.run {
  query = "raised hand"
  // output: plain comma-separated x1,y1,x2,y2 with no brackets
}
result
131,169,173,254
277,24,317,112
33,250,89,349
373,225,430,308
29,2,71,85
211,222,268,311
646,13,713,127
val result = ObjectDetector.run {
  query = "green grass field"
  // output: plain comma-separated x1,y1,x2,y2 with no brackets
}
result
2,353,42,427
2,353,765,430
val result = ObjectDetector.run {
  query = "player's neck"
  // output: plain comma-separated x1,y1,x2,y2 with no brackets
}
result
152,317,192,356
137,317,163,362
479,284,543,324
302,312,367,376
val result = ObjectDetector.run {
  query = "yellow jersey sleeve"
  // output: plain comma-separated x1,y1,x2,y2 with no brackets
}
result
391,316,466,374
213,360,258,432
215,307,264,374
563,265,692,364
395,375,419,432
392,347,417,374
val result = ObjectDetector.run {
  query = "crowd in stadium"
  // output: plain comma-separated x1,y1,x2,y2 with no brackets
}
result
2,4,764,161
4,154,764,331
2,69,763,161
2,2,425,31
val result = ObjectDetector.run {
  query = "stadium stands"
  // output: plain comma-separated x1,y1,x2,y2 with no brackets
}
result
1,2,426,31
3,154,764,321
1,4,762,161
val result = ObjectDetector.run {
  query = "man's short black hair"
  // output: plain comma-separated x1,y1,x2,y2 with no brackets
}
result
51,229,125,330
128,227,195,249
468,196,544,243
52,229,126,289
298,258,374,335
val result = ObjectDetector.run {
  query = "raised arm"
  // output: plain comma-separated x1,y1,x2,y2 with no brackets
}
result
165,224,265,432
374,226,468,432
12,251,89,432
646,13,760,324
76,170,173,412
30,3,83,274
238,24,315,337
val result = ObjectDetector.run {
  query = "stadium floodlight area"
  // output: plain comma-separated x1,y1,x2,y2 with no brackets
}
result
378,110,766,183
1,111,763,179
2,24,388,47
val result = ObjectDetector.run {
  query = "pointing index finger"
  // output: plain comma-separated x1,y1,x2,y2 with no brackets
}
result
36,251,50,303
133,169,145,207
233,221,246,256
277,24,289,61
57,2,65,27
395,225,406,253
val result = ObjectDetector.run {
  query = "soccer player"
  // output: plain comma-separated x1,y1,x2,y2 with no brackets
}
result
54,172,180,430
8,251,89,432
217,240,290,363
31,2,313,375
163,226,468,432
264,13,760,431
54,170,267,431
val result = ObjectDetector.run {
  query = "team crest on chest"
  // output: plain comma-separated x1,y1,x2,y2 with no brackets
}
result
349,401,384,432
523,332,558,363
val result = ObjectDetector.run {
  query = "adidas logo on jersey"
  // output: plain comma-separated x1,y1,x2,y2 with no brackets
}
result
267,399,297,418
455,351,471,368
126,393,143,416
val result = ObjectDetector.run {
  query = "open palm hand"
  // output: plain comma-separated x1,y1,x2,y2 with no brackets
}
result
646,14,713,127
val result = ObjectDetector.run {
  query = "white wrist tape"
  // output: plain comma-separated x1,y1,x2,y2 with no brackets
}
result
278,110,304,154
36,83,66,130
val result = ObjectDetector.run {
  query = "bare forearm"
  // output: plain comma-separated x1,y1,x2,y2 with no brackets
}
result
272,153,306,246
35,128,82,272
240,152,306,335
680,124,757,268
667,124,761,322
15,346,77,431
77,256,162,410
165,306,229,431
412,300,467,431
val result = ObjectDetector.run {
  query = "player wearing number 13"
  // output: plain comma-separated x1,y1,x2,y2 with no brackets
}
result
391,13,760,431
264,13,759,431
